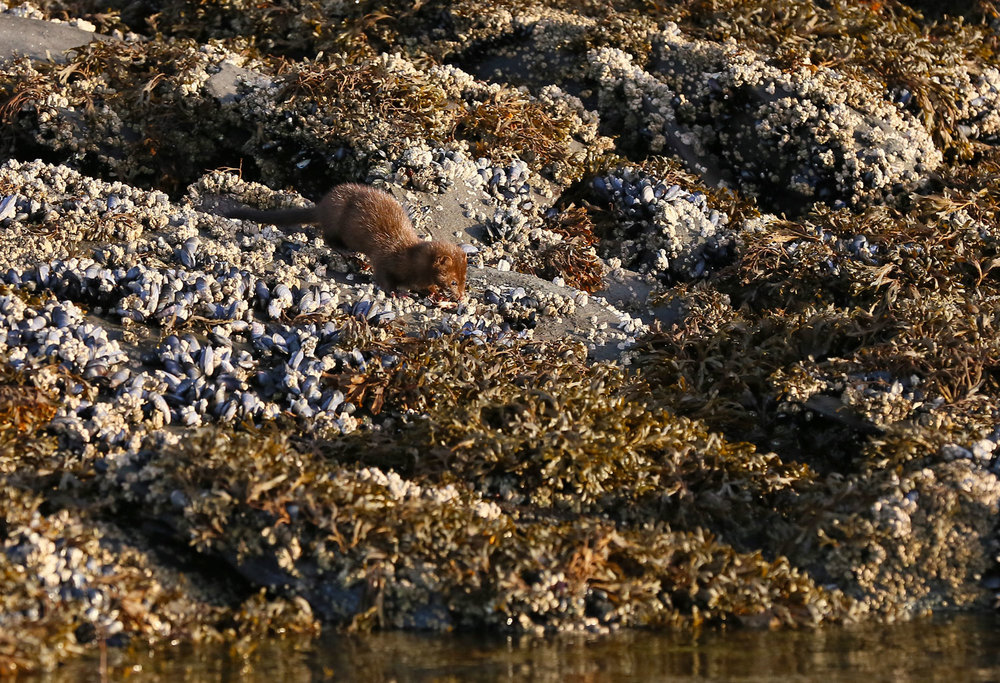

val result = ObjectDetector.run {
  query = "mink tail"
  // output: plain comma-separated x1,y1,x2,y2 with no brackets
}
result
223,205,319,228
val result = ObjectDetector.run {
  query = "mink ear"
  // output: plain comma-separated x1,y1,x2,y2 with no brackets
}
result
433,253,451,267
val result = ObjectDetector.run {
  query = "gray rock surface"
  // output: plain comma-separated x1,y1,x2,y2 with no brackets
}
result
0,13,105,64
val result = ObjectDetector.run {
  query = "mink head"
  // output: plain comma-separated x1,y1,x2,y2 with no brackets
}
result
428,242,467,300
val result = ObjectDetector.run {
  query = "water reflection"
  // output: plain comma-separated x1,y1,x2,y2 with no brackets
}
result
51,612,1000,682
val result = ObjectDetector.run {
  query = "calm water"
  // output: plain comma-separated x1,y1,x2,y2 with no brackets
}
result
47,612,1000,681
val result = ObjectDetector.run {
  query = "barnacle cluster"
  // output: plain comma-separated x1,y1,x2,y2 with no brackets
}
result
1,40,256,195
2,0,1000,675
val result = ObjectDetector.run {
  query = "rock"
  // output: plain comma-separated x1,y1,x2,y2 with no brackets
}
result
0,14,109,64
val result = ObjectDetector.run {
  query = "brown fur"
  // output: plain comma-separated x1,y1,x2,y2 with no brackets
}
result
225,183,466,299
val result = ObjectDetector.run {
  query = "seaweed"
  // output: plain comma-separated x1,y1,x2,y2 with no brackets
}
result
511,206,606,293
255,51,588,192
666,0,1000,157
1,40,251,194
112,341,855,634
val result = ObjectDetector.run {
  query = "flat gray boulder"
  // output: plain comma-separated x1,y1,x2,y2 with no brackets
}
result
0,14,106,64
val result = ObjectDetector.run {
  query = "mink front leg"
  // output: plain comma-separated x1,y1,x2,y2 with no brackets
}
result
374,268,398,295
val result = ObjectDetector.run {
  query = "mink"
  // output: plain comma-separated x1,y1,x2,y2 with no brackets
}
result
224,183,466,300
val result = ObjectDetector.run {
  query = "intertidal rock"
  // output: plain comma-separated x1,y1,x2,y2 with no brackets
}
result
3,0,1000,675
589,29,942,213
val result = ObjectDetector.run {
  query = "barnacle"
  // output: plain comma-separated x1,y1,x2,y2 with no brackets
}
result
1,40,249,194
